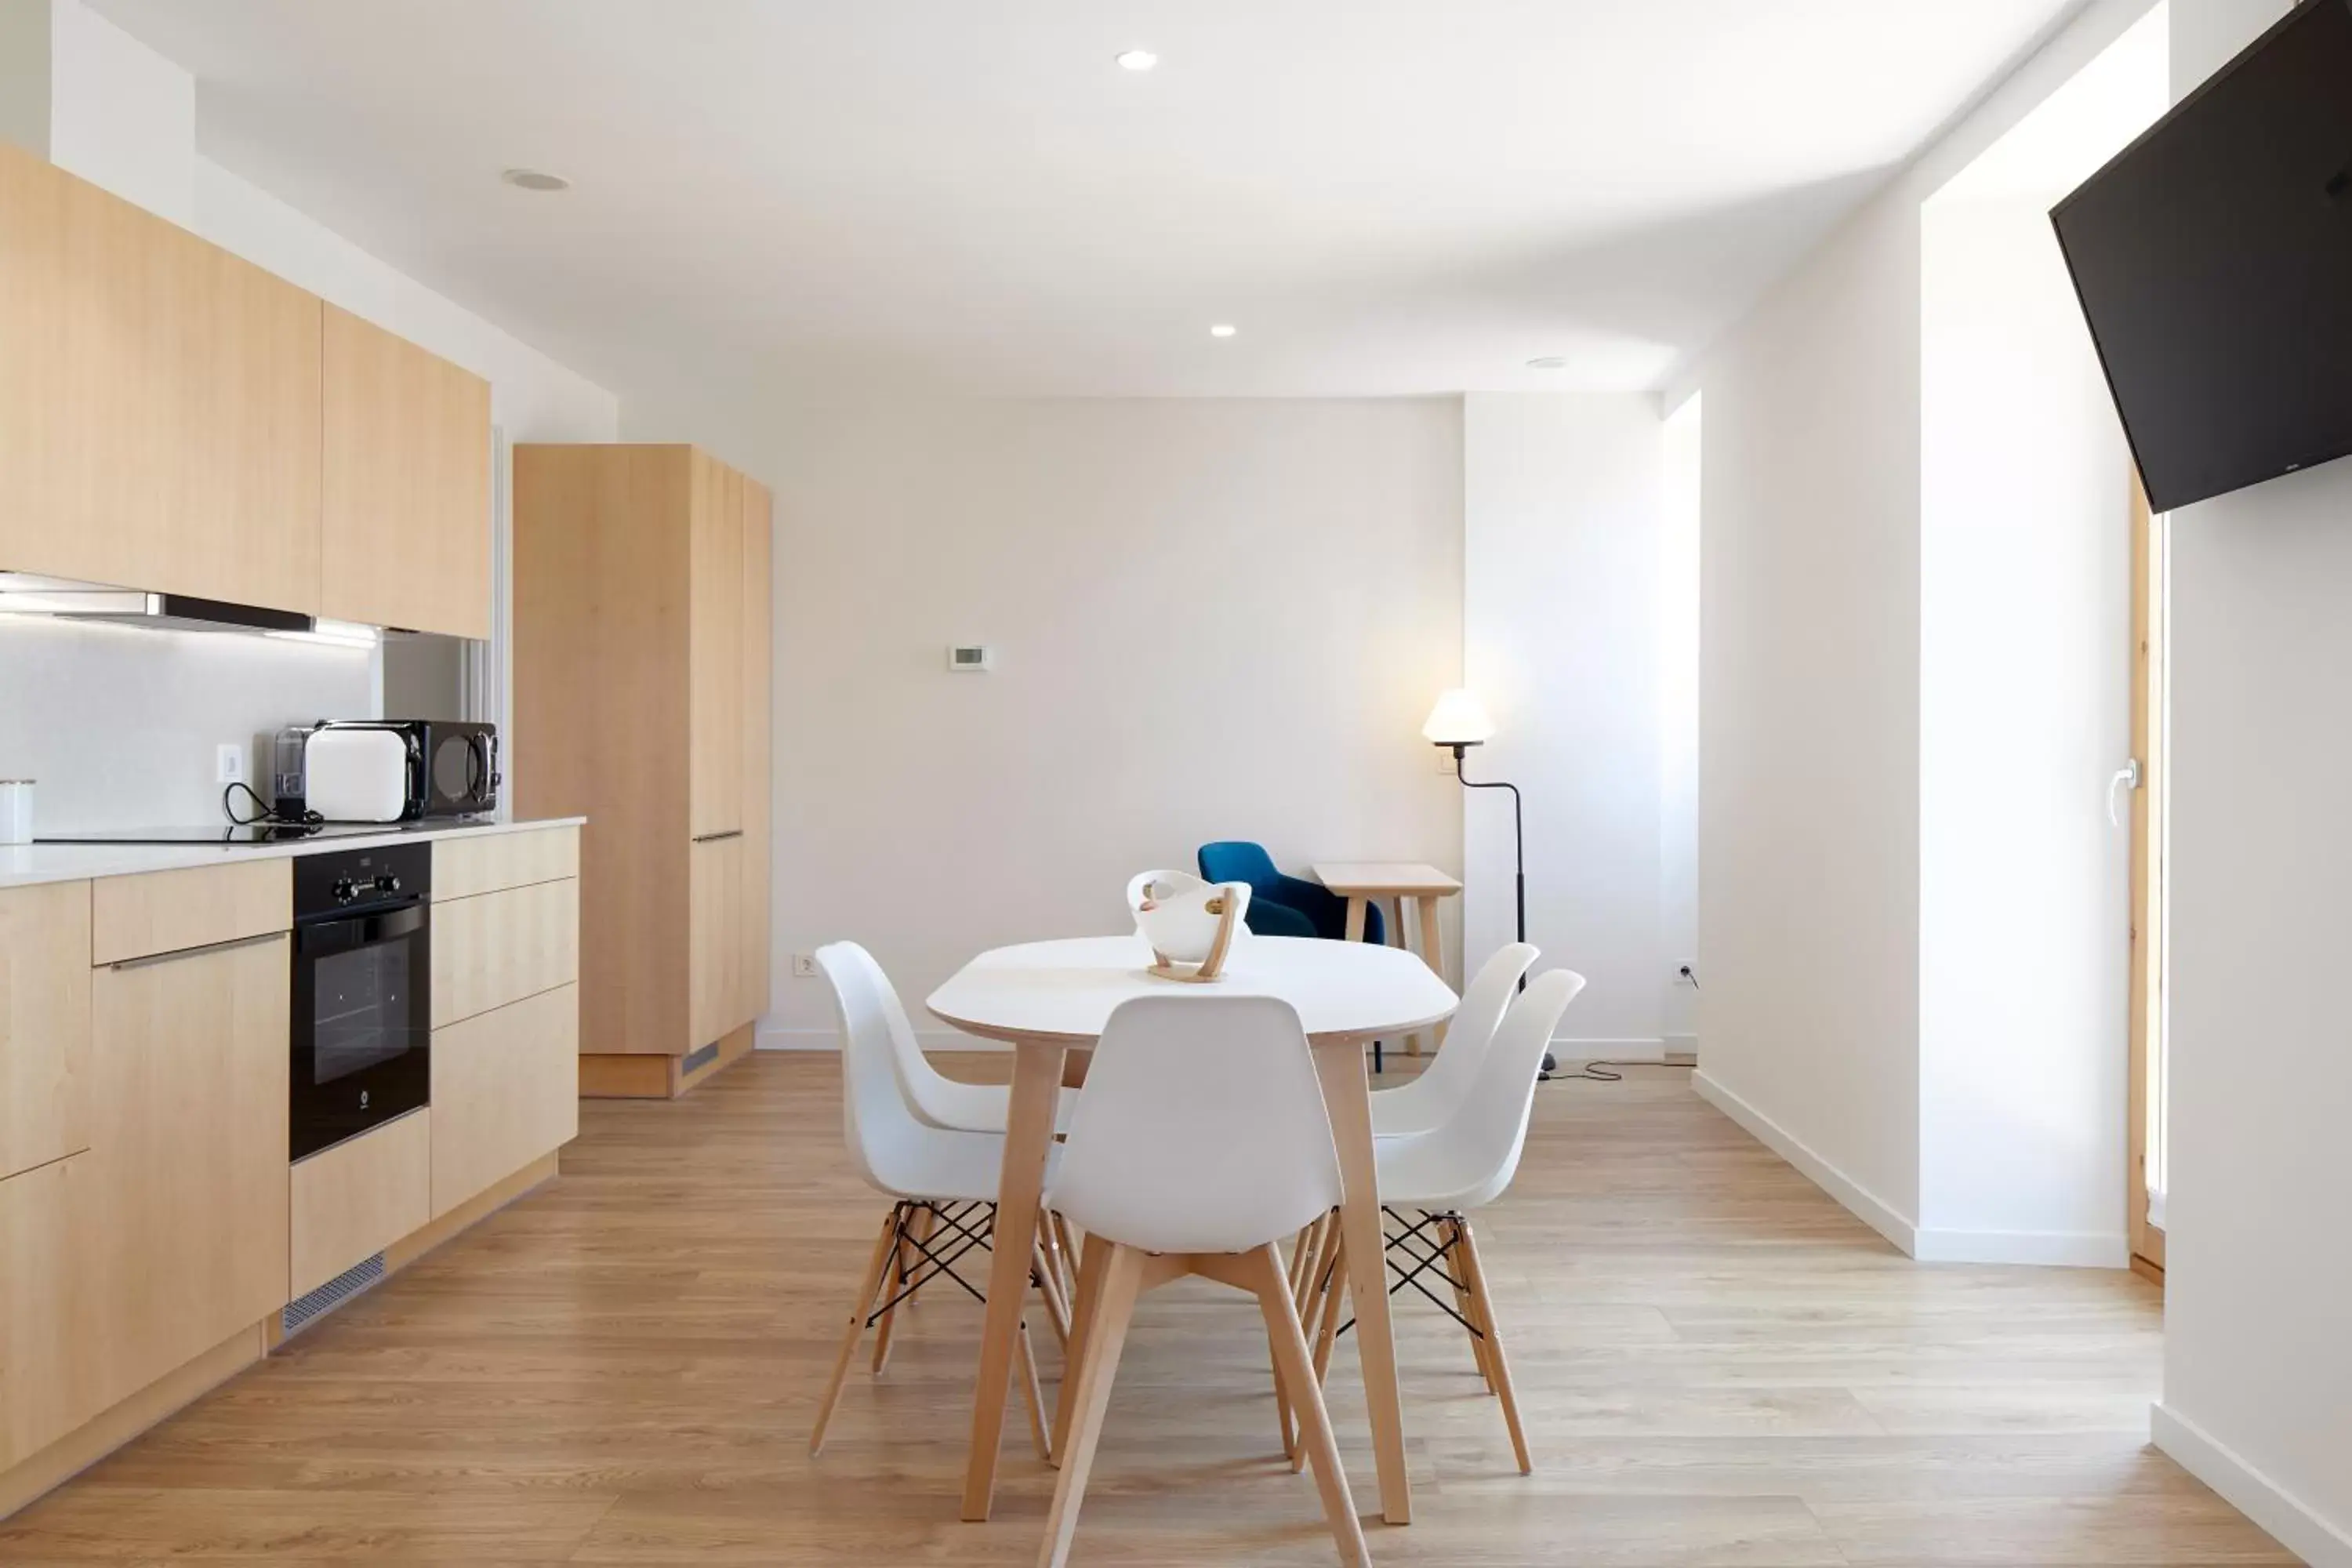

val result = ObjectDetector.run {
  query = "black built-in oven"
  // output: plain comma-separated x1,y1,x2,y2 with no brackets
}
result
290,842,433,1160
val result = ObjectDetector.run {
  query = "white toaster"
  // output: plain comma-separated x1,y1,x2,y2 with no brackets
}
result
303,728,413,822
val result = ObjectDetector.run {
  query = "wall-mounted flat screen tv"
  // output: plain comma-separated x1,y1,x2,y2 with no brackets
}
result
2051,0,2352,514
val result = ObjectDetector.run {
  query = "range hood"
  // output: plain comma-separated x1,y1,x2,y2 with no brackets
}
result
0,574,379,647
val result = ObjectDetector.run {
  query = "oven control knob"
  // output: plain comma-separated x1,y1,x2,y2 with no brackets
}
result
332,877,359,903
376,873,402,895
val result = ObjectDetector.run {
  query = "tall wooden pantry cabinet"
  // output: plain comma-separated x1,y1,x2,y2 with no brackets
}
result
512,445,773,1098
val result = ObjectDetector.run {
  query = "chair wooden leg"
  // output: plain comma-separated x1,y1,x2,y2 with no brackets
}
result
1051,1231,1112,1467
1244,1243,1370,1568
809,1207,903,1457
1275,1217,1316,1460
1297,1230,1348,1474
1015,1316,1052,1461
902,1203,937,1307
1054,1213,1082,1298
870,1206,917,1374
1033,1238,1073,1348
1442,1214,1497,1392
1038,1210,1075,1319
1038,1243,1145,1568
1456,1217,1532,1475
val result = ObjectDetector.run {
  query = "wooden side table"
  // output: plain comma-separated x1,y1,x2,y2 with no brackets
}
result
1312,862,1463,1056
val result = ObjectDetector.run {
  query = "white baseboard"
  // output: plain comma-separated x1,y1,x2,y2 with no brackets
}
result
2153,1403,2352,1568
1692,1069,1919,1255
1911,1226,2129,1268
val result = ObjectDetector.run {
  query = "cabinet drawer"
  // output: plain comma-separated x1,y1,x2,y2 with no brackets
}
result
433,826,579,902
430,984,577,1218
290,1109,430,1299
0,882,92,1181
430,877,579,1029
0,1155,102,1472
91,859,289,966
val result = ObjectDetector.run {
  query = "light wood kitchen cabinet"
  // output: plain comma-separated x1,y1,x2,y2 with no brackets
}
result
89,858,289,967
514,445,773,1096
430,877,580,1029
0,884,91,1181
321,303,492,638
739,480,774,1025
690,453,746,840
89,930,290,1410
289,1109,430,1299
0,140,321,614
0,1155,102,1473
431,985,578,1218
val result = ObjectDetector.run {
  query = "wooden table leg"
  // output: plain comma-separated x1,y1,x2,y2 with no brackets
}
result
961,1036,1065,1522
1312,1035,1412,1525
1385,898,1423,1054
1343,895,1368,943
1414,894,1448,1049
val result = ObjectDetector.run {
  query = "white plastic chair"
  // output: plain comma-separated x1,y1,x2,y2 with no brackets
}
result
821,940,1075,1136
1039,995,1368,1568
1370,941,1538,1138
1298,967,1584,1476
808,942,1066,1458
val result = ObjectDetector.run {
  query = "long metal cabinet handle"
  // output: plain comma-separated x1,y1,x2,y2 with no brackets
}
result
108,929,286,971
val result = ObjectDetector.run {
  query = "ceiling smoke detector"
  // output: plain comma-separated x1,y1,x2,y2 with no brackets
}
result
1115,49,1160,71
501,168,572,193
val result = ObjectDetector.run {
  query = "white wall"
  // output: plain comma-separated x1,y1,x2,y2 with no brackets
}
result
1462,394,1673,1051
1913,8,2165,1266
1659,394,1702,1053
1680,0,2168,1254
698,397,1465,1044
2154,5,2352,1561
0,0,616,832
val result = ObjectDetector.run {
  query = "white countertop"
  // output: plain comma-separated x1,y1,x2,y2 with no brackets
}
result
0,817,587,891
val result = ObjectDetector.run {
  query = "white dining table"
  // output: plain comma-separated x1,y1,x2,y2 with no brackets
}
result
928,932,1457,1527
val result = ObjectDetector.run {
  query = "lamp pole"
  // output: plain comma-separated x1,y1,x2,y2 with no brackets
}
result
1448,740,1554,1077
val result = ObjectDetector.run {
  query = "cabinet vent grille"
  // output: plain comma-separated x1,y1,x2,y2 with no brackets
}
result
281,1252,387,1338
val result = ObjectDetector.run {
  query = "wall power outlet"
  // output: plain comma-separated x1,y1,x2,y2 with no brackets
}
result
791,953,817,979
215,743,246,786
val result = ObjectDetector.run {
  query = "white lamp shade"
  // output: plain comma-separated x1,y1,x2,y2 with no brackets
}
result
1421,688,1496,746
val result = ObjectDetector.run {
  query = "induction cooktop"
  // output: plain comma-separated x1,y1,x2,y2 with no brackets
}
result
38,820,490,847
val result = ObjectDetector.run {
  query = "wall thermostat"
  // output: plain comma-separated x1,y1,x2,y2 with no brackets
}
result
947,644,995,672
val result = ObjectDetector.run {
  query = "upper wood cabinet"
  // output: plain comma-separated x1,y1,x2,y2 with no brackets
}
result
0,140,321,614
321,305,493,639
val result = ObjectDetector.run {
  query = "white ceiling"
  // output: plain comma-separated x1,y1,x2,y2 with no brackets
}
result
89,0,2085,401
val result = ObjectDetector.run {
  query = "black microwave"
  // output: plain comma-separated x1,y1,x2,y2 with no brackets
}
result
275,720,500,821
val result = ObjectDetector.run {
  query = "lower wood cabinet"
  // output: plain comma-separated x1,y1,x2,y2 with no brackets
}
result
430,877,580,1029
88,931,290,1411
0,882,91,1182
289,1109,430,1299
0,1155,100,1473
688,834,748,1053
431,985,578,1218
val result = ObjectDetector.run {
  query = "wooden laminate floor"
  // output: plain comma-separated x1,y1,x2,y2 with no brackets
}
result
0,1053,2287,1566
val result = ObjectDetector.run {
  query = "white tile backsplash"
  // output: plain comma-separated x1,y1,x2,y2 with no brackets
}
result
0,615,375,833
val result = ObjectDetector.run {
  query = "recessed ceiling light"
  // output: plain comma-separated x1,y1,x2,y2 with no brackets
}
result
1115,49,1159,71
1209,324,1238,339
501,168,571,193
1526,356,1569,370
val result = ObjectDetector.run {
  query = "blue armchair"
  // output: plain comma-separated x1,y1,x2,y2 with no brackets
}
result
1196,840,1385,944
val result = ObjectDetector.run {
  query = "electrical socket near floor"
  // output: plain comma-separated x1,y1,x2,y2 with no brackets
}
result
215,743,246,786
791,953,817,979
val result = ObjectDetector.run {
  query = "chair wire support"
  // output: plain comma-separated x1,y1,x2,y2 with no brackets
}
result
1332,1205,1487,1341
864,1199,997,1325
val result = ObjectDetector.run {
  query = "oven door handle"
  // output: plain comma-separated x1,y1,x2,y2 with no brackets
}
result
296,902,427,956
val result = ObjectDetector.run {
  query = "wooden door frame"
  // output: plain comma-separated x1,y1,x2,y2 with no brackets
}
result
2128,475,2166,1281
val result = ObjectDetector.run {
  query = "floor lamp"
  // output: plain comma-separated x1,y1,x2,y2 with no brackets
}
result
1424,689,1555,1076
